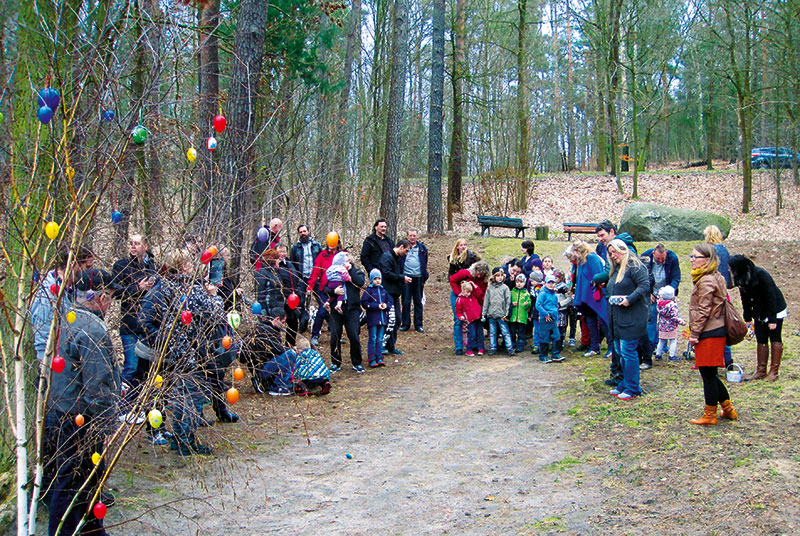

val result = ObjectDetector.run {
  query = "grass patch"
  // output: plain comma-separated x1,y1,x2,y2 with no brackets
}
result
545,456,583,472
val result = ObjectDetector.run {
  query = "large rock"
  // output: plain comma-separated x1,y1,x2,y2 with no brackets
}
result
618,202,731,242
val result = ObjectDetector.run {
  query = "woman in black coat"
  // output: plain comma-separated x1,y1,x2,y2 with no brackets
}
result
729,255,787,381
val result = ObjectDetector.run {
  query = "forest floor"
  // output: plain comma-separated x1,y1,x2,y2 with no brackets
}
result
88,232,800,536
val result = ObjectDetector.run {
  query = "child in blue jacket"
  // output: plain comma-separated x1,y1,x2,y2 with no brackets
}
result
361,269,393,367
536,275,563,363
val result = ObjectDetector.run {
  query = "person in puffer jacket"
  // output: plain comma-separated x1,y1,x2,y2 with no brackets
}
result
361,269,393,367
509,273,532,352
536,275,562,363
455,281,484,356
482,268,514,356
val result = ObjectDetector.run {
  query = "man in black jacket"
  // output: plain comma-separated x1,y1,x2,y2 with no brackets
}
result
327,254,367,373
378,239,411,355
290,224,323,283
360,218,394,274
111,233,157,388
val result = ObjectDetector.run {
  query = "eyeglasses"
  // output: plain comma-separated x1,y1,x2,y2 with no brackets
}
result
689,255,707,260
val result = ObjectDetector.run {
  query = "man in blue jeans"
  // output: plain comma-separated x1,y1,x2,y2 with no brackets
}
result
112,233,157,391
640,244,681,369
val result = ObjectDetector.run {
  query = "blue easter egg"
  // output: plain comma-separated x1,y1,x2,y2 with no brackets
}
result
102,110,115,122
345,453,353,459
257,227,269,242
37,88,60,111
37,105,53,124
251,302,262,315
85,289,95,301
111,210,123,224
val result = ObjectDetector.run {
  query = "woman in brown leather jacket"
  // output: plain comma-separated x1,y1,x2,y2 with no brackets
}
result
688,243,737,425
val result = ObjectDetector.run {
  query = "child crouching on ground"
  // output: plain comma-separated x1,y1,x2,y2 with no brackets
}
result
293,337,331,395
509,273,532,352
483,267,514,356
455,281,484,356
325,252,352,313
361,268,392,367
536,275,563,362
655,285,686,362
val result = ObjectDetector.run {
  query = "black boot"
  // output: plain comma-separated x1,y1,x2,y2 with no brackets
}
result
176,434,214,456
213,399,239,424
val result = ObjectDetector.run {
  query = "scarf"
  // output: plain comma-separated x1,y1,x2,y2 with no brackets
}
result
691,259,719,284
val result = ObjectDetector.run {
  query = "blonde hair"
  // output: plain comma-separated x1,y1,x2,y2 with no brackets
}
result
164,249,193,274
607,239,642,283
704,225,724,245
295,336,311,351
571,240,592,264
449,239,468,265
460,280,473,293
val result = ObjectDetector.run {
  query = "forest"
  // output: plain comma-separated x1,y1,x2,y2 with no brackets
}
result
1,0,799,533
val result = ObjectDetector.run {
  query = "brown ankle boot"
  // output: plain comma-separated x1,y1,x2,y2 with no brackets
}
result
744,344,769,381
765,342,783,381
719,400,738,420
690,405,718,425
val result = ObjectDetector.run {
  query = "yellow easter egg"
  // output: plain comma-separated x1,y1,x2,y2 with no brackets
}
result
187,147,197,163
66,311,76,324
91,452,101,465
45,221,59,240
154,374,163,388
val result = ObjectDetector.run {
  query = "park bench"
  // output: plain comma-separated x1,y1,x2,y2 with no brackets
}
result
477,215,528,238
563,222,600,241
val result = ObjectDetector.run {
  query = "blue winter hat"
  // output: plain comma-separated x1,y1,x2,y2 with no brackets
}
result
369,268,382,283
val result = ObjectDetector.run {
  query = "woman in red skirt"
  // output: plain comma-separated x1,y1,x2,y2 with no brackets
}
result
687,243,738,425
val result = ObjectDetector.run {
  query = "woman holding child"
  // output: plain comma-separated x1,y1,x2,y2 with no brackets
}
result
605,239,649,400
687,243,737,425
449,260,490,354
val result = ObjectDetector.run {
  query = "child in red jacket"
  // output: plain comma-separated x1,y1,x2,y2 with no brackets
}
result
455,281,485,356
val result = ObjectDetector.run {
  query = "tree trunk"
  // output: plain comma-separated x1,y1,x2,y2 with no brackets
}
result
607,0,623,190
566,0,577,171
197,0,220,235
447,0,466,229
380,0,409,240
514,0,530,210
427,0,445,235
223,0,269,282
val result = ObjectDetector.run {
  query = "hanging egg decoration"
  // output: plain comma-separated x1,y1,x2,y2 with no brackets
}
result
287,293,300,310
148,409,163,428
213,114,227,133
154,374,164,388
93,502,107,520
226,387,239,404
91,452,102,465
251,302,262,315
102,110,115,122
180,311,193,325
45,221,60,240
37,106,54,124
206,136,217,151
66,310,77,324
50,283,60,295
37,87,60,110
233,367,244,381
208,246,218,257
222,335,233,349
257,227,269,242
227,311,241,329
326,232,339,248
85,289,95,301
131,126,147,145
52,355,66,373
200,249,213,265
187,147,197,163
111,210,123,224
66,167,75,181
74,414,85,427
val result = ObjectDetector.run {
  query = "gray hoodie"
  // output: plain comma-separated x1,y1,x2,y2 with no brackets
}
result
482,280,511,319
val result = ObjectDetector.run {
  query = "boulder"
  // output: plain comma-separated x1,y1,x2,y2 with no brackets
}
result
618,202,731,242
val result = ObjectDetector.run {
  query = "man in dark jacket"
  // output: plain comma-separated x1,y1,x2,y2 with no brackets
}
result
641,244,681,361
46,272,120,536
327,255,367,373
112,233,157,387
399,229,429,333
378,239,411,355
360,218,394,273
290,224,322,283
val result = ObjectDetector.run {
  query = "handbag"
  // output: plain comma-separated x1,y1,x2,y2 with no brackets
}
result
717,281,748,346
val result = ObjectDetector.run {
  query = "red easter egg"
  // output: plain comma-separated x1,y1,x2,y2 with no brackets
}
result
93,502,107,519
52,355,65,373
181,311,193,325
287,293,299,310
213,114,227,133
50,283,60,295
200,249,213,264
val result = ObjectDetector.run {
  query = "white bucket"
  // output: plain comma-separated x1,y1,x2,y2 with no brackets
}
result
726,363,744,383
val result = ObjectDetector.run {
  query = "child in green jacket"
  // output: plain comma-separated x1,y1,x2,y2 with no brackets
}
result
509,274,532,352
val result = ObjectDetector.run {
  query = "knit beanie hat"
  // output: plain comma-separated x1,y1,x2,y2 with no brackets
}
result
515,273,527,283
491,266,503,275
370,268,382,284
658,285,675,301
545,274,557,284
532,259,543,269
331,251,347,266
530,271,544,282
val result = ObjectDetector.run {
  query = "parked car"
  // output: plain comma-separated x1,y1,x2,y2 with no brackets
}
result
751,147,800,169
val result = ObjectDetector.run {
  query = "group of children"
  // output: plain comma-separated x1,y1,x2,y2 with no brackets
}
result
454,258,572,363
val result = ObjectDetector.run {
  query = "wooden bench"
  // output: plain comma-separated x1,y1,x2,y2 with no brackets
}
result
477,215,528,238
563,222,600,241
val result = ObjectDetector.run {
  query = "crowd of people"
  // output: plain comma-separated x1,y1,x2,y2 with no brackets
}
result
30,215,786,536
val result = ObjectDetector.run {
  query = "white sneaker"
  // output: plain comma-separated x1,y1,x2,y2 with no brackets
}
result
582,350,599,357
568,338,576,347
